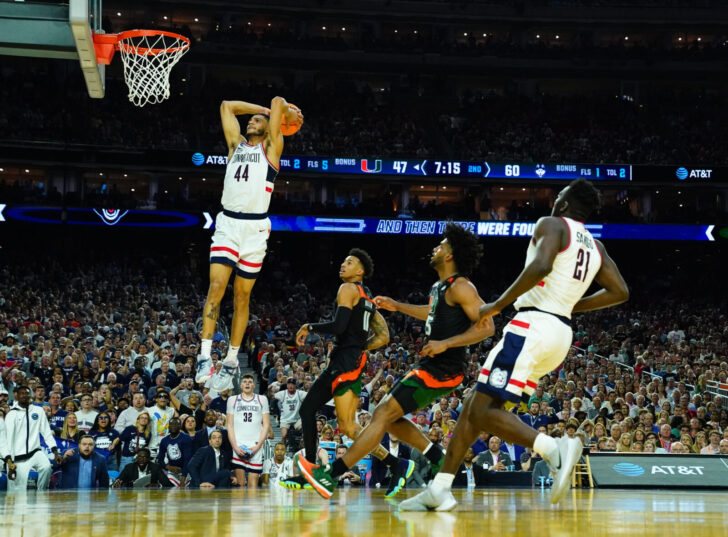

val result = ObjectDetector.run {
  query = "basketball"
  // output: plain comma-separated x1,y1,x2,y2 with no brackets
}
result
280,119,302,136
281,103,303,135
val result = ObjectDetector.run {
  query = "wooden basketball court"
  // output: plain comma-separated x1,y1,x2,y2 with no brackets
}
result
2,488,727,537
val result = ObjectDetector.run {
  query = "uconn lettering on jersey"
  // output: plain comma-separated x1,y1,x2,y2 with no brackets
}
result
236,404,262,412
231,152,261,164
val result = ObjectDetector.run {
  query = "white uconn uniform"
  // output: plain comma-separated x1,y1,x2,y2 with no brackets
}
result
227,393,269,472
478,217,602,403
210,141,278,278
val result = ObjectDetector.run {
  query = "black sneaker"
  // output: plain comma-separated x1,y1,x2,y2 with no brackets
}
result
278,475,313,491
385,458,415,498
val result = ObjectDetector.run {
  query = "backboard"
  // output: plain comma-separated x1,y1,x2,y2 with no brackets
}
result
0,0,105,97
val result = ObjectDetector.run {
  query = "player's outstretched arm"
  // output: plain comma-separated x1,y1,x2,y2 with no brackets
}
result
366,311,390,350
421,279,494,357
220,100,269,153
373,296,429,321
572,240,629,313
267,96,302,161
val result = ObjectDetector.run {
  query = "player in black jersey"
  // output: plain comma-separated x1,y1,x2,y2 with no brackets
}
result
280,249,411,498
298,224,494,499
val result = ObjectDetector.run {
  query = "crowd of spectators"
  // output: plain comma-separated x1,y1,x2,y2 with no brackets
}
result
0,235,726,490
2,63,727,166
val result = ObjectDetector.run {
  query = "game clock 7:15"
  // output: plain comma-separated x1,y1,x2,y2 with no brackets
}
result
434,161,461,175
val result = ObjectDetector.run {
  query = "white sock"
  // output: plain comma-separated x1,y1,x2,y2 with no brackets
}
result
200,339,212,359
432,472,454,491
224,346,240,366
533,433,558,461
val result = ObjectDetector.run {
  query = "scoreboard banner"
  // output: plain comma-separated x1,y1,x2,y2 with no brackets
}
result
190,152,727,183
0,205,719,241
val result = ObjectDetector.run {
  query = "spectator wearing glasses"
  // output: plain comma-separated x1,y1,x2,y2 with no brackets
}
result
149,390,175,456
89,411,121,471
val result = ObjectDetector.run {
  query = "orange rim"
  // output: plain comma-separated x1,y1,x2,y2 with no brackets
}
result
95,29,191,55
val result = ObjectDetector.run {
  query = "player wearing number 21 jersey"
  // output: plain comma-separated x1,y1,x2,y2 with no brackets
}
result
402,178,629,512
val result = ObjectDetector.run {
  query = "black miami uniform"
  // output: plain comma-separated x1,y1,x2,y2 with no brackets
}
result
390,275,473,414
298,283,377,465
323,283,377,397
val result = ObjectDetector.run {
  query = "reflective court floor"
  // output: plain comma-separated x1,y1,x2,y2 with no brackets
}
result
2,487,727,537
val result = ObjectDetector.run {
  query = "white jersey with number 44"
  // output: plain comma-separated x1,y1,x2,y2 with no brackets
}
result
514,216,602,319
221,141,278,214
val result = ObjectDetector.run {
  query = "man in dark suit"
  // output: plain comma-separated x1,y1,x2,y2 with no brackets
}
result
453,447,488,487
370,433,412,489
59,435,110,489
188,430,235,489
112,447,173,488
475,436,513,471
192,410,232,458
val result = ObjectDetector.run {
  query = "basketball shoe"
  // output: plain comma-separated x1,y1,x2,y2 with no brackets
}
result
278,475,313,491
544,436,581,504
194,354,214,383
296,455,336,499
210,353,238,392
398,481,457,511
385,458,415,498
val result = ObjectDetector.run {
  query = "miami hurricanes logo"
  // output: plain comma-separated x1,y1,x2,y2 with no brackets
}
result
361,159,383,173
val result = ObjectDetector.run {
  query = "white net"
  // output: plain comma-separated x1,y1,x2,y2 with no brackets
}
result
117,32,190,107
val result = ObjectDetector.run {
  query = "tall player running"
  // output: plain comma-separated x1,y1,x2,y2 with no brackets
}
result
226,373,271,488
196,97,303,391
281,249,412,498
402,178,629,511
297,224,494,499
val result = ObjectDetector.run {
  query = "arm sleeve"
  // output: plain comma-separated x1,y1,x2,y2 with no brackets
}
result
4,411,15,460
309,306,353,336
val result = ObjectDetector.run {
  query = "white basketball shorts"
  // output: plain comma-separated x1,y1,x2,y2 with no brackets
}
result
476,310,572,403
209,212,271,279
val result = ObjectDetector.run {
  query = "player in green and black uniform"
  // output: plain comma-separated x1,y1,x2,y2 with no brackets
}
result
282,249,414,499
297,224,495,499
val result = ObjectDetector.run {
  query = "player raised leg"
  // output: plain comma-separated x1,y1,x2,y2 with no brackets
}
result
402,179,629,510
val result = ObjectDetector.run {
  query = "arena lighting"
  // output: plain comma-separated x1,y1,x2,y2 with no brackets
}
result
116,12,121,16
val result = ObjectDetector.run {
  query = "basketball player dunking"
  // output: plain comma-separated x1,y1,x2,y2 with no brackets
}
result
281,249,412,499
297,224,495,499
401,178,629,511
196,97,303,391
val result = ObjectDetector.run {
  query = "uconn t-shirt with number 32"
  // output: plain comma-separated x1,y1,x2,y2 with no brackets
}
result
227,393,269,446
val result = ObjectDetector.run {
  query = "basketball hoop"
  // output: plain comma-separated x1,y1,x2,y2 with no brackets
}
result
93,30,190,107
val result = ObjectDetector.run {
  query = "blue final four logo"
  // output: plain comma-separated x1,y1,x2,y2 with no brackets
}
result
612,462,644,477
675,167,688,180
192,152,205,166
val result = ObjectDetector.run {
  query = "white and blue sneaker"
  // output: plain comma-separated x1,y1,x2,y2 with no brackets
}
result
210,354,238,392
194,354,214,383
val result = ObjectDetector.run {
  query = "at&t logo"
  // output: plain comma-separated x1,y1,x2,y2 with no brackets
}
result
675,167,688,180
192,152,205,166
612,462,644,476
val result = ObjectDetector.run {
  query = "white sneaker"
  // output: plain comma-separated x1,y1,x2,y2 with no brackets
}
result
194,355,214,383
546,437,581,504
210,362,237,392
399,483,457,512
